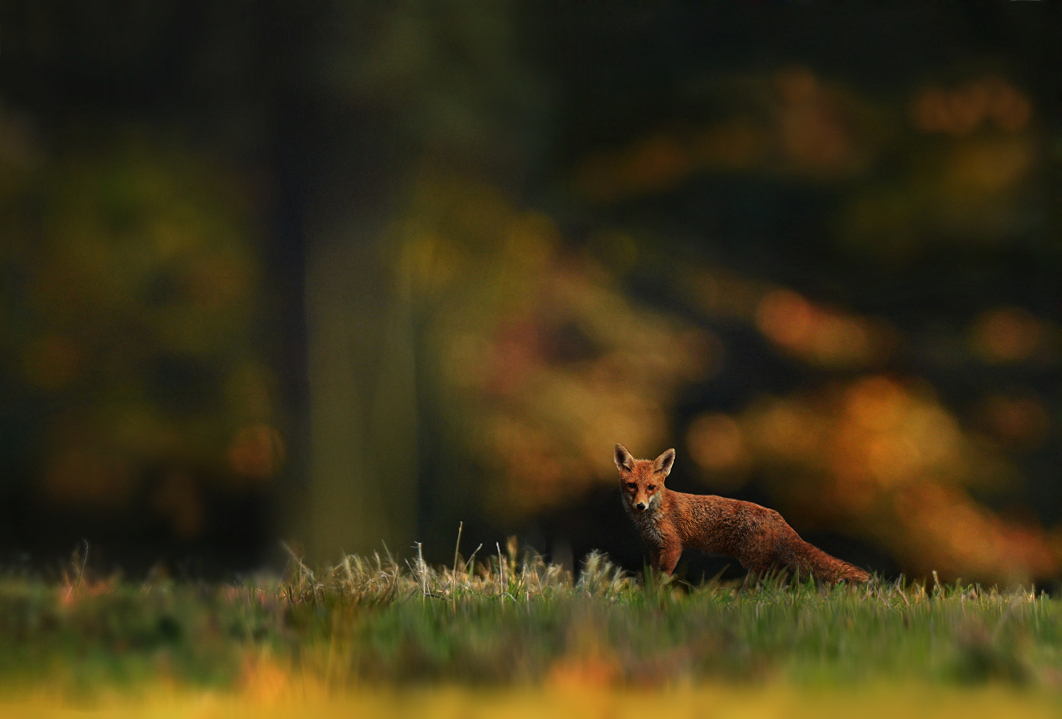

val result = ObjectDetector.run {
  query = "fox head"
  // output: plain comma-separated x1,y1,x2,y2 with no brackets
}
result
614,443,675,513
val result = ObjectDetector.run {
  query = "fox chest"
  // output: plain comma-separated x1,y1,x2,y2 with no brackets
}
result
623,502,666,547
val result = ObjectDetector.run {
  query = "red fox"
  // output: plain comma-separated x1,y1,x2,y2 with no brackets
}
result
615,443,870,584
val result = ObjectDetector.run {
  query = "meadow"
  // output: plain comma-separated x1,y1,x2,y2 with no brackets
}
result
3,541,1062,716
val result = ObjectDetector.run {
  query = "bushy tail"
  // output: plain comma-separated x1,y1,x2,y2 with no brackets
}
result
783,540,870,584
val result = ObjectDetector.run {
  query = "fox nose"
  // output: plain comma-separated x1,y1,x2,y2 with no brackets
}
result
635,502,647,512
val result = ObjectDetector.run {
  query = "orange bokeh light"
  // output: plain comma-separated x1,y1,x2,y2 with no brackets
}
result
970,307,1044,363
228,424,286,481
910,76,1032,135
686,413,750,479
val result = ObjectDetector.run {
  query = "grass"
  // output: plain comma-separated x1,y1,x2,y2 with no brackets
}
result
3,538,1062,713
7,685,1062,719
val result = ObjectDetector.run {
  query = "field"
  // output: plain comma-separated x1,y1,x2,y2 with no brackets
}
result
2,543,1062,716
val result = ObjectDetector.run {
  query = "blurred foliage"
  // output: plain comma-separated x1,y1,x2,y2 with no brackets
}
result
395,171,711,521
0,125,280,552
3,2,1061,583
394,42,1061,583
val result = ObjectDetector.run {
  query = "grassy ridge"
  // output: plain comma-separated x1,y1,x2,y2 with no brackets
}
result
1,544,1061,703
291,547,1058,688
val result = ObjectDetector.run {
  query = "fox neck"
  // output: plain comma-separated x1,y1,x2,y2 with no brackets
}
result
624,487,666,545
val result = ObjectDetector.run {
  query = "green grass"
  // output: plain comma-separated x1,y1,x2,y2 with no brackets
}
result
3,542,1062,706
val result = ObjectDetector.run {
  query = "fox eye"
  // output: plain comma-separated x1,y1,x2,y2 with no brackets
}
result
625,482,637,491
647,484,656,492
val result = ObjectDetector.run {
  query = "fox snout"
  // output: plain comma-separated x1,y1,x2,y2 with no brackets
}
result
632,499,649,512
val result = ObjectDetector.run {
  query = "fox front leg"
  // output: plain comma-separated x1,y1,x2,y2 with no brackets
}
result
655,541,682,576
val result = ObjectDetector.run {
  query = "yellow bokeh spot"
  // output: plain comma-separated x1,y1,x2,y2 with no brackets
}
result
844,376,909,432
687,413,749,478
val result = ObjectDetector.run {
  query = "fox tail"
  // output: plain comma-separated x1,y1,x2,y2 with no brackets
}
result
782,540,870,584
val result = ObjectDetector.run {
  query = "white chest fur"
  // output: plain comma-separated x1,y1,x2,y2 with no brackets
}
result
623,492,664,546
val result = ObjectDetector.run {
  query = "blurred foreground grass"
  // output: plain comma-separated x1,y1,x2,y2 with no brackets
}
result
5,684,1061,719
3,543,1062,714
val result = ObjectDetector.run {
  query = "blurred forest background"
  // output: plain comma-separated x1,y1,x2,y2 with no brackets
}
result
2,2,1061,585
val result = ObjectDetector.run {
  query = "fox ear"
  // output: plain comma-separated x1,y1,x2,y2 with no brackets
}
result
614,443,635,472
653,448,676,476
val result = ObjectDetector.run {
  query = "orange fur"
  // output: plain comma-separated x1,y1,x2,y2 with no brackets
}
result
615,443,869,584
